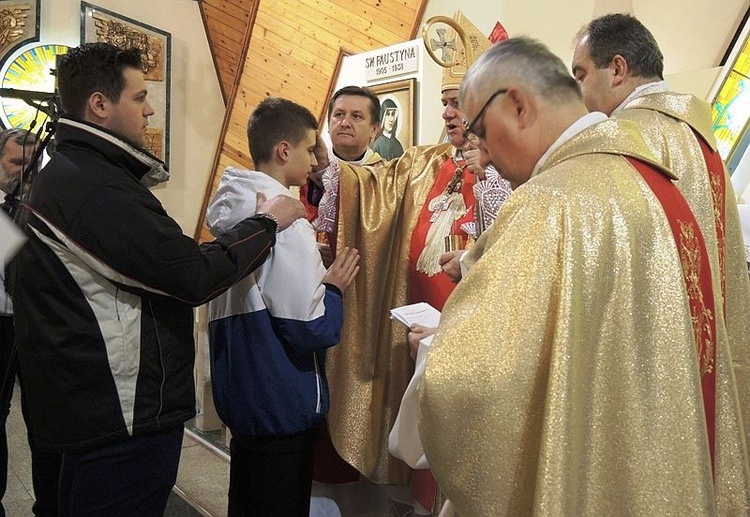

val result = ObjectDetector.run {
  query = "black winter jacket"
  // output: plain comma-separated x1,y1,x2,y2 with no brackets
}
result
12,117,276,452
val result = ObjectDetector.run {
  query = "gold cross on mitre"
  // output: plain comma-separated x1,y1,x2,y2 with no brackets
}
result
422,11,508,92
429,27,457,64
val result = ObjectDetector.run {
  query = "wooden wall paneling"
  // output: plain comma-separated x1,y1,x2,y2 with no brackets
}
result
214,58,240,95
220,139,247,165
332,0,420,21
202,2,252,33
202,19,245,54
251,40,331,86
260,22,340,64
209,39,243,93
242,48,329,98
201,5,240,101
330,0,414,33
199,5,227,103
220,146,248,168
224,114,251,143
329,0,428,39
261,1,381,50
222,121,250,157
196,0,260,237
199,0,260,102
234,67,315,105
293,0,407,44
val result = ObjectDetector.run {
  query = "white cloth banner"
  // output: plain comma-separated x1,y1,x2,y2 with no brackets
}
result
0,210,24,263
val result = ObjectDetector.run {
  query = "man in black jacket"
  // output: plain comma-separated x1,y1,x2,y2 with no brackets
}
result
11,42,304,516
0,129,61,517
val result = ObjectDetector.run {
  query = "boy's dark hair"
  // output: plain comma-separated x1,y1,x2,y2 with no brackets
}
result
247,97,318,164
327,85,380,125
580,14,664,80
56,42,143,118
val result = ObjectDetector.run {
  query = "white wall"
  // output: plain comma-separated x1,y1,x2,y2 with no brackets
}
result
37,0,224,233
415,0,749,146
422,0,747,73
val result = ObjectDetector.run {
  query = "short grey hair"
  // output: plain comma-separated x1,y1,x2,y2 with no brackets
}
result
0,128,37,156
461,37,581,108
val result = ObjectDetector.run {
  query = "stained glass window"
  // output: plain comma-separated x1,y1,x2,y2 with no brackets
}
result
0,44,68,130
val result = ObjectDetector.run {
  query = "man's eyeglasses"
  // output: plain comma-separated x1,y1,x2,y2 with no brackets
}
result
463,88,508,138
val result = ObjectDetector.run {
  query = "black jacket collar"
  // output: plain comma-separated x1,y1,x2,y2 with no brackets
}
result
54,117,169,186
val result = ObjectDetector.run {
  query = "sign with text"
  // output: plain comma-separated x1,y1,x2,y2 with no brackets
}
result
365,45,419,81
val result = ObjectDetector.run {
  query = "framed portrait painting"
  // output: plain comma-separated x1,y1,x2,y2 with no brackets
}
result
369,78,416,161
80,2,171,166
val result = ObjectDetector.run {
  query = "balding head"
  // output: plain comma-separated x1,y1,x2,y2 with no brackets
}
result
460,37,586,188
462,37,582,113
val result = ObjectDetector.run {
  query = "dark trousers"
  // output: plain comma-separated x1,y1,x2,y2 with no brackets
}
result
229,427,320,517
0,315,62,517
58,425,183,517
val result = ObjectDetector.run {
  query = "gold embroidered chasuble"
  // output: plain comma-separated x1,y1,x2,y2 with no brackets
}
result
619,92,750,490
419,119,750,516
326,143,455,484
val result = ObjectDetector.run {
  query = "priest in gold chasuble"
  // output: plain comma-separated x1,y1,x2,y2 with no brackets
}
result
318,139,504,486
574,14,750,494
318,136,495,502
419,37,750,516
309,13,511,497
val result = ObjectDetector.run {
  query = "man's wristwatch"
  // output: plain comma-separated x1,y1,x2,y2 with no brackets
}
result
255,211,280,232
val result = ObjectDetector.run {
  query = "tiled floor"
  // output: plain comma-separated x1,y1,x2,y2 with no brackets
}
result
5,383,226,517
6,385,390,516
5,383,34,515
175,426,230,517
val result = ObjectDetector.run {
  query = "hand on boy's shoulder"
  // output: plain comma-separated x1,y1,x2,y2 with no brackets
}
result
256,192,305,231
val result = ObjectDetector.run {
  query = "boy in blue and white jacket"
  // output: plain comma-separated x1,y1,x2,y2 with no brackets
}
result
206,98,360,517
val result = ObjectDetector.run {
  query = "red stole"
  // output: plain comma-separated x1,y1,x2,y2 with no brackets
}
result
627,157,718,472
299,182,319,223
408,157,476,311
299,182,336,257
695,134,727,313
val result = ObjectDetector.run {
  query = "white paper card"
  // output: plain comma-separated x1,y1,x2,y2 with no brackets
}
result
390,302,440,328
